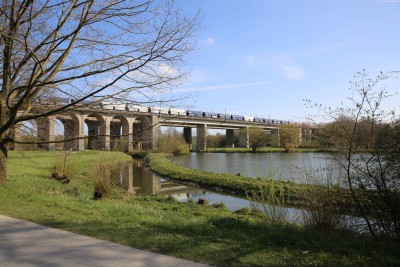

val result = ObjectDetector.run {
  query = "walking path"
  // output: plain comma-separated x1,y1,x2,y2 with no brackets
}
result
0,215,212,267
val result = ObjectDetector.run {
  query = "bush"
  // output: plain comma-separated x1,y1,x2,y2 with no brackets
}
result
89,155,130,200
52,151,78,184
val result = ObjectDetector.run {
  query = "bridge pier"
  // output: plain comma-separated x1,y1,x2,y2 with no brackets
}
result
226,129,235,148
37,116,56,151
86,120,100,150
183,127,192,150
125,118,136,152
102,116,112,151
149,116,161,151
197,124,207,151
239,127,249,148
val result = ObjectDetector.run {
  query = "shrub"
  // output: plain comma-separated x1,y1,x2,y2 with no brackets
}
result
52,151,78,184
89,155,130,200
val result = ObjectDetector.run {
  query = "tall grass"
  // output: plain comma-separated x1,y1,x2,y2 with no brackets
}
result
52,151,78,183
89,155,130,200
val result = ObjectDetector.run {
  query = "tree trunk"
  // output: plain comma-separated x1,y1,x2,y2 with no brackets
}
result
0,146,6,184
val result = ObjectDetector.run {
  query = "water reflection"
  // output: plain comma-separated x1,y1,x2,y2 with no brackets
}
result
120,159,206,197
116,158,367,229
117,159,303,223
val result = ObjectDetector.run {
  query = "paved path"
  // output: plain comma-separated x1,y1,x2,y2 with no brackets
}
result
0,215,212,267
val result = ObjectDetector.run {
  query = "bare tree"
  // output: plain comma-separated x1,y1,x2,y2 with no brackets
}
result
0,0,200,183
306,70,400,240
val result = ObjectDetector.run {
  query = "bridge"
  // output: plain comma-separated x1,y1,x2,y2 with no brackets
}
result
10,102,308,151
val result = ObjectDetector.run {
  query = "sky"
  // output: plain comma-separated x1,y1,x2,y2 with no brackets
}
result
171,0,400,123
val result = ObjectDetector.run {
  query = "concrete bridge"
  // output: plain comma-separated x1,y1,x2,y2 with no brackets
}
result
10,103,305,151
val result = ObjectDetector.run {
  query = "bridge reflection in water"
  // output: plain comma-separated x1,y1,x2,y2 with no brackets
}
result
117,159,207,199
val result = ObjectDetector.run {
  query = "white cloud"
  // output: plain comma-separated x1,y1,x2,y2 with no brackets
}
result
244,55,255,61
200,37,215,45
175,81,270,93
279,64,305,80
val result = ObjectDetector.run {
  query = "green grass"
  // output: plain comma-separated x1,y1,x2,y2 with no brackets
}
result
0,150,398,266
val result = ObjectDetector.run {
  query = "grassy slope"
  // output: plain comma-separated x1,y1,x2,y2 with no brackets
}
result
0,151,398,267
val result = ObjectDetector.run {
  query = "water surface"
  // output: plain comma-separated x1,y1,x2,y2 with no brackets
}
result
170,152,341,183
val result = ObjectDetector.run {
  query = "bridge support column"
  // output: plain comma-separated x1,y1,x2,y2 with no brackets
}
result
226,129,235,148
63,119,74,150
239,127,249,148
37,116,56,151
183,127,192,150
86,120,99,150
101,116,112,151
197,124,207,151
149,116,161,150
125,118,136,152
77,114,86,151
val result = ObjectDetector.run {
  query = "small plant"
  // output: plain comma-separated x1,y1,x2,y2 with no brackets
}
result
52,151,77,184
90,155,130,200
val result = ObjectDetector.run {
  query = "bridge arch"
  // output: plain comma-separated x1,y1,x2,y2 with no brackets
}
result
84,114,106,150
56,113,81,150
110,115,130,151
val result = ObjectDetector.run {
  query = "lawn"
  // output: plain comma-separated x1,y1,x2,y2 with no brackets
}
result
0,150,398,266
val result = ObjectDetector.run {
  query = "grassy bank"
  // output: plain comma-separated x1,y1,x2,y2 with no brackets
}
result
0,151,398,266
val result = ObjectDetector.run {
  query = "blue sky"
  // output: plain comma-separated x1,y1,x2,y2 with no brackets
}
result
172,0,400,122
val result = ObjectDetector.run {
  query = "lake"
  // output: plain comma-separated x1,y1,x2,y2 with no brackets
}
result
170,152,343,184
